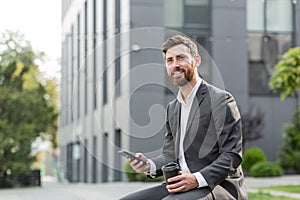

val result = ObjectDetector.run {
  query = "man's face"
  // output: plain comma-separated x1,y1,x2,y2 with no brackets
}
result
165,44,196,87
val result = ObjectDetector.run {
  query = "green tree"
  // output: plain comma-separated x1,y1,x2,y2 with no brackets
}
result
278,110,300,173
0,31,58,186
269,47,300,174
269,47,300,100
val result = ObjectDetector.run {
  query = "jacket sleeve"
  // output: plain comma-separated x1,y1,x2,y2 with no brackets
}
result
150,103,177,176
200,92,243,189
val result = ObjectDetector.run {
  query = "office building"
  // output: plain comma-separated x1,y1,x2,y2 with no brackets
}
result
60,0,300,183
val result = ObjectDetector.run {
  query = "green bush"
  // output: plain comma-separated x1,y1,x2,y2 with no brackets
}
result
250,161,283,177
124,162,164,182
242,147,267,174
278,109,300,174
124,161,138,181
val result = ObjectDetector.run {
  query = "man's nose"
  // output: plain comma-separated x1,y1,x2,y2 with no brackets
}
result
173,58,180,67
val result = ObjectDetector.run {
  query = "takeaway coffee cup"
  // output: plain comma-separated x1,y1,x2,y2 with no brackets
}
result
161,162,181,184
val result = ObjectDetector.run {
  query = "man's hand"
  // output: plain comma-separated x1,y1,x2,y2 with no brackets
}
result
127,153,150,173
166,171,199,193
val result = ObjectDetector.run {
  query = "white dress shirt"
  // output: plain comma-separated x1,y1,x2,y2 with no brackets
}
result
176,78,208,188
148,78,208,188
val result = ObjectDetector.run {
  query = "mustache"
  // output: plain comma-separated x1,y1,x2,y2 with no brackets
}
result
171,67,185,74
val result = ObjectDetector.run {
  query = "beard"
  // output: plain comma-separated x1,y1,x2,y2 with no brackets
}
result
169,66,195,87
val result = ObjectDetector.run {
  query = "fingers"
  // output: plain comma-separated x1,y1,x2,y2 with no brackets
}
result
127,153,149,173
166,174,183,190
167,174,182,185
135,153,144,159
132,161,149,173
166,172,198,193
130,158,145,168
166,179,186,193
167,184,186,193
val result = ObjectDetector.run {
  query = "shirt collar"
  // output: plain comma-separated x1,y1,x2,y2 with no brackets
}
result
177,78,202,104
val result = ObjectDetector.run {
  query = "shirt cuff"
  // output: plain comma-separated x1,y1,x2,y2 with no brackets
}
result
193,172,208,188
144,159,157,178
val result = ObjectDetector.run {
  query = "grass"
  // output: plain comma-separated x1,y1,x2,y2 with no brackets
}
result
248,185,300,200
258,185,300,194
249,192,299,200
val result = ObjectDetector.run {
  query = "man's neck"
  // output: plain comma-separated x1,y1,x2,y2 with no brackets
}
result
179,76,200,102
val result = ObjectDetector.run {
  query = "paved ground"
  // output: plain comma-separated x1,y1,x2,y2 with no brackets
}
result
0,175,300,200
246,175,300,199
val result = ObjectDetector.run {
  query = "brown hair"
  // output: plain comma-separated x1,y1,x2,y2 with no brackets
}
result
162,35,198,57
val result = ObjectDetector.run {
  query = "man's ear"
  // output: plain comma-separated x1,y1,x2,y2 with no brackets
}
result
194,54,201,67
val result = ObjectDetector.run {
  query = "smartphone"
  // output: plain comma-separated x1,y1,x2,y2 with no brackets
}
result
118,150,147,165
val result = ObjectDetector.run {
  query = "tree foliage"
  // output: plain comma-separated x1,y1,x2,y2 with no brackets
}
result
269,47,300,174
269,47,300,100
278,109,300,173
0,31,58,185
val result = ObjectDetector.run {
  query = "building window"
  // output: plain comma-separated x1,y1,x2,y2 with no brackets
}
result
93,0,97,110
115,0,120,32
92,136,97,183
103,62,108,105
164,0,210,29
84,1,88,115
248,33,292,94
65,34,69,125
114,129,122,181
72,141,81,182
247,0,293,94
102,133,108,182
66,143,73,182
77,13,81,118
71,25,74,122
61,39,66,126
184,0,209,29
247,0,293,33
164,0,183,27
115,57,121,97
84,138,88,182
103,0,108,105
115,0,121,97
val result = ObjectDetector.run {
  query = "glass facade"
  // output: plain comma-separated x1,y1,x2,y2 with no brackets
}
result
84,1,88,115
93,0,97,109
247,0,293,33
77,13,81,118
184,0,209,29
115,0,121,97
113,129,121,181
164,0,209,29
248,33,292,93
247,0,294,94
163,0,183,27
103,0,108,105
71,25,74,122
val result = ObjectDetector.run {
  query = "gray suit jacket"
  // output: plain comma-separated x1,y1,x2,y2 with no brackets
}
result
151,81,247,199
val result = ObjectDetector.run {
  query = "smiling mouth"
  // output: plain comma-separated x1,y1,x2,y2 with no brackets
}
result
171,68,185,77
172,71,183,76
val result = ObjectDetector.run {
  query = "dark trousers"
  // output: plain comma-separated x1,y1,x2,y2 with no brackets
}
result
119,183,236,200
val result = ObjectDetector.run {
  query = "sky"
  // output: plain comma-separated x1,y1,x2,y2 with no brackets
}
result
0,0,61,80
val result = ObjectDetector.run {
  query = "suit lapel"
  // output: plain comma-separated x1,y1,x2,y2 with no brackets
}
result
185,82,207,134
174,101,181,158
